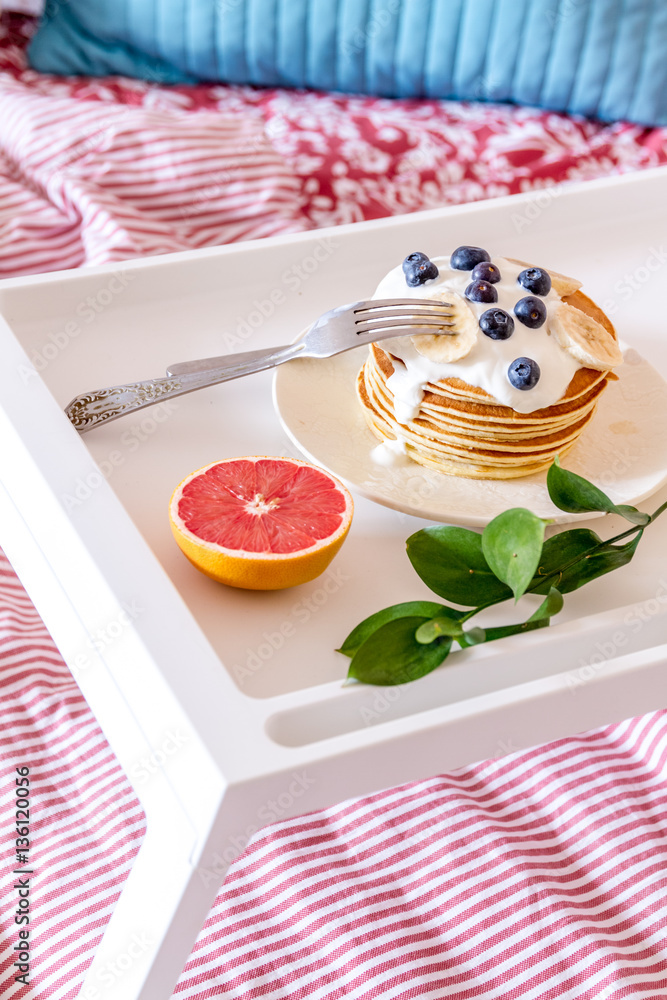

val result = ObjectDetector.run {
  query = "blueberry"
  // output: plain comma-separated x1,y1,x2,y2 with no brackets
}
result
518,267,551,296
514,296,547,328
450,245,491,271
402,252,429,274
508,357,540,390
404,257,439,287
471,260,501,284
479,308,514,340
465,280,498,304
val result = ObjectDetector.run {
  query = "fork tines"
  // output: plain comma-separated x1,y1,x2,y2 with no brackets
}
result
354,298,455,336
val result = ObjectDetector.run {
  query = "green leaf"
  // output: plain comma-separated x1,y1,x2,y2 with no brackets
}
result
415,614,464,644
527,586,563,622
613,505,650,526
547,456,617,514
529,528,602,594
552,531,643,593
407,526,513,607
347,617,452,686
481,508,546,601
533,528,642,594
547,457,649,525
336,601,448,658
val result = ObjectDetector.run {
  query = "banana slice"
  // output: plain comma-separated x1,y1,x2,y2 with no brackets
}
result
550,301,623,371
548,268,582,298
411,290,478,363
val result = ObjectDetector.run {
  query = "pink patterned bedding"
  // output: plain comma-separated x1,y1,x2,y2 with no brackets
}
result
2,12,667,1000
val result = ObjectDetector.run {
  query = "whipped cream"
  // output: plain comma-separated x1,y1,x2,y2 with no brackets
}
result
373,256,581,417
369,437,412,467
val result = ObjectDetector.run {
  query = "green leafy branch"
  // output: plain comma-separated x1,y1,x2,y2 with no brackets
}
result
338,457,667,686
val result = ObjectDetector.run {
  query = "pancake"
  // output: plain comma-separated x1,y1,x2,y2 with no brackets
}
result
357,269,621,480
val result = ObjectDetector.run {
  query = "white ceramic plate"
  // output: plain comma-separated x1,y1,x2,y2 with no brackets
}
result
273,344,667,526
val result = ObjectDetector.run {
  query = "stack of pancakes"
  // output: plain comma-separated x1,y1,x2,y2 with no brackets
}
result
357,291,618,480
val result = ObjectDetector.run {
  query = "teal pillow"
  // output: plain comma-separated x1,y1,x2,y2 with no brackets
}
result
28,0,667,127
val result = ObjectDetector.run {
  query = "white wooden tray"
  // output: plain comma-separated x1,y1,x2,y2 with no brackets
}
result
2,167,667,1000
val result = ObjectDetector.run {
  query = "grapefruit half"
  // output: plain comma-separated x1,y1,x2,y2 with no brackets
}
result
169,456,353,590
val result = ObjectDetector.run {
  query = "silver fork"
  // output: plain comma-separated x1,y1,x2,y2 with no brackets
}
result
65,298,454,432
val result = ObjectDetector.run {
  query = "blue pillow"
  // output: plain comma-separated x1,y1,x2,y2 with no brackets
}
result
28,0,667,127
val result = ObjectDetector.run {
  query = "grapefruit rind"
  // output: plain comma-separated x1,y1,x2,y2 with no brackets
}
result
168,457,353,591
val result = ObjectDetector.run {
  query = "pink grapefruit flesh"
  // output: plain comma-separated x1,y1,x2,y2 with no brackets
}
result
169,456,353,590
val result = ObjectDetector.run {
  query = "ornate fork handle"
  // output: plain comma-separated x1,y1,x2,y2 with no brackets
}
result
65,344,298,432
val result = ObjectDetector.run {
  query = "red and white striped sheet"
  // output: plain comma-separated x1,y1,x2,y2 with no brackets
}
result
2,11,667,999
0,73,306,276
